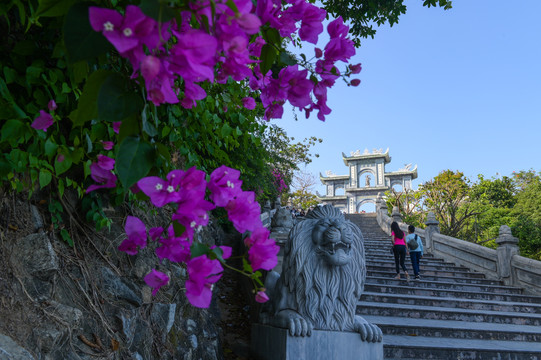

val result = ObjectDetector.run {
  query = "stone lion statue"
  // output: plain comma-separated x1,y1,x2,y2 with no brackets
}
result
260,205,382,342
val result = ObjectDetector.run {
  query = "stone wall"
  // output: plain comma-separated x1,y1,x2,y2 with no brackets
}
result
0,198,226,360
375,193,541,296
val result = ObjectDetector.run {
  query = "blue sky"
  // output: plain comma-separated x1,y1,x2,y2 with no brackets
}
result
272,0,541,194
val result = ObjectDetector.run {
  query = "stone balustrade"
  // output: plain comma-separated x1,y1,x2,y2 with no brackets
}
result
375,193,541,296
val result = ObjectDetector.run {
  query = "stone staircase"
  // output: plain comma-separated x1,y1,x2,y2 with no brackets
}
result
347,213,541,360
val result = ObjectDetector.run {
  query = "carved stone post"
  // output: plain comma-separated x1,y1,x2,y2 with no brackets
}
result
391,206,402,223
263,200,272,214
496,225,519,286
424,212,439,251
376,193,387,227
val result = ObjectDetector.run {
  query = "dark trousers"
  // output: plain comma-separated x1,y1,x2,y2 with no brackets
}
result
410,251,421,276
393,245,407,274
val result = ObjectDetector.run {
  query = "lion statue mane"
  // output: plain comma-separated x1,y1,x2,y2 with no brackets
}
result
260,205,382,342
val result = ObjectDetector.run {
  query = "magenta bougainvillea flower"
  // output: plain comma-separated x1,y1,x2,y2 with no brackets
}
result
349,63,362,74
113,122,122,134
172,196,215,239
324,17,355,62
255,290,269,303
208,165,243,207
86,155,117,193
241,97,256,110
185,255,224,308
247,227,279,270
155,225,192,263
31,110,54,132
225,191,262,233
144,269,170,296
285,1,326,44
118,216,147,255
101,141,114,150
137,172,184,207
47,100,57,112
89,6,160,58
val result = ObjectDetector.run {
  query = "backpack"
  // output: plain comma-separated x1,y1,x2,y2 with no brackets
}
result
407,234,419,250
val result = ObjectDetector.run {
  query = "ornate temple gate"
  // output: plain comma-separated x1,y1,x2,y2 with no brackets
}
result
317,148,417,213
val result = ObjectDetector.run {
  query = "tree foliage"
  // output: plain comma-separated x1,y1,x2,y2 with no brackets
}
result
321,0,452,45
420,170,478,237
398,169,541,260
287,169,320,210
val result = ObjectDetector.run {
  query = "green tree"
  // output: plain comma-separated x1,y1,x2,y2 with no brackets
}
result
510,170,541,259
512,170,541,225
287,170,320,210
420,170,477,237
469,175,516,209
321,0,452,45
384,187,425,228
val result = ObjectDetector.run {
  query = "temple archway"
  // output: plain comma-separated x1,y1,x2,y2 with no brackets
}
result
357,199,375,213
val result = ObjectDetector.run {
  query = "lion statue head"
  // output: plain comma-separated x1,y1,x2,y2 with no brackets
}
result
261,205,380,342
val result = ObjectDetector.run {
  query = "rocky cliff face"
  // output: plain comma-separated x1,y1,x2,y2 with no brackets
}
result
0,194,230,360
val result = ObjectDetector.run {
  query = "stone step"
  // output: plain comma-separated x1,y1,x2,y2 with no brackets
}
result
357,302,541,326
349,214,541,359
367,260,472,272
367,273,503,286
366,255,446,265
367,269,486,279
363,283,539,303
360,292,541,314
381,335,541,360
362,315,541,342
365,277,521,294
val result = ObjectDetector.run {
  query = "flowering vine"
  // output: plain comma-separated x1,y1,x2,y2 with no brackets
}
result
88,0,360,121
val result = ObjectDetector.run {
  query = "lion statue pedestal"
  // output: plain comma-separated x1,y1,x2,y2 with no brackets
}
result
251,205,383,360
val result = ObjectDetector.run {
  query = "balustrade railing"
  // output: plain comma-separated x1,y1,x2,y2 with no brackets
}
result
374,193,541,296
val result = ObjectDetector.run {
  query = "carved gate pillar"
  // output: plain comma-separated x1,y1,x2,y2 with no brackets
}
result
424,212,439,251
496,225,519,286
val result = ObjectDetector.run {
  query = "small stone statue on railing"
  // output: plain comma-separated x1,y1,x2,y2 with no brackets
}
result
260,205,382,343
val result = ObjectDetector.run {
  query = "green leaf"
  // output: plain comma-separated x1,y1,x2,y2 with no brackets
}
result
85,133,93,153
280,51,297,66
1,119,26,146
0,156,12,179
115,136,154,188
210,246,225,263
98,74,142,122
142,106,158,136
73,70,112,126
58,179,65,198
0,78,26,119
60,228,73,247
242,257,253,273
221,123,232,138
172,221,186,237
139,0,176,21
264,28,280,45
44,138,58,157
3,67,17,84
118,113,140,143
225,0,239,14
36,0,77,17
64,2,112,63
191,242,209,258
260,44,277,75
39,170,53,188
71,60,89,84
55,151,72,175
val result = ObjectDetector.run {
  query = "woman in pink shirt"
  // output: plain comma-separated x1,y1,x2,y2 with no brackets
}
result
390,221,410,280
